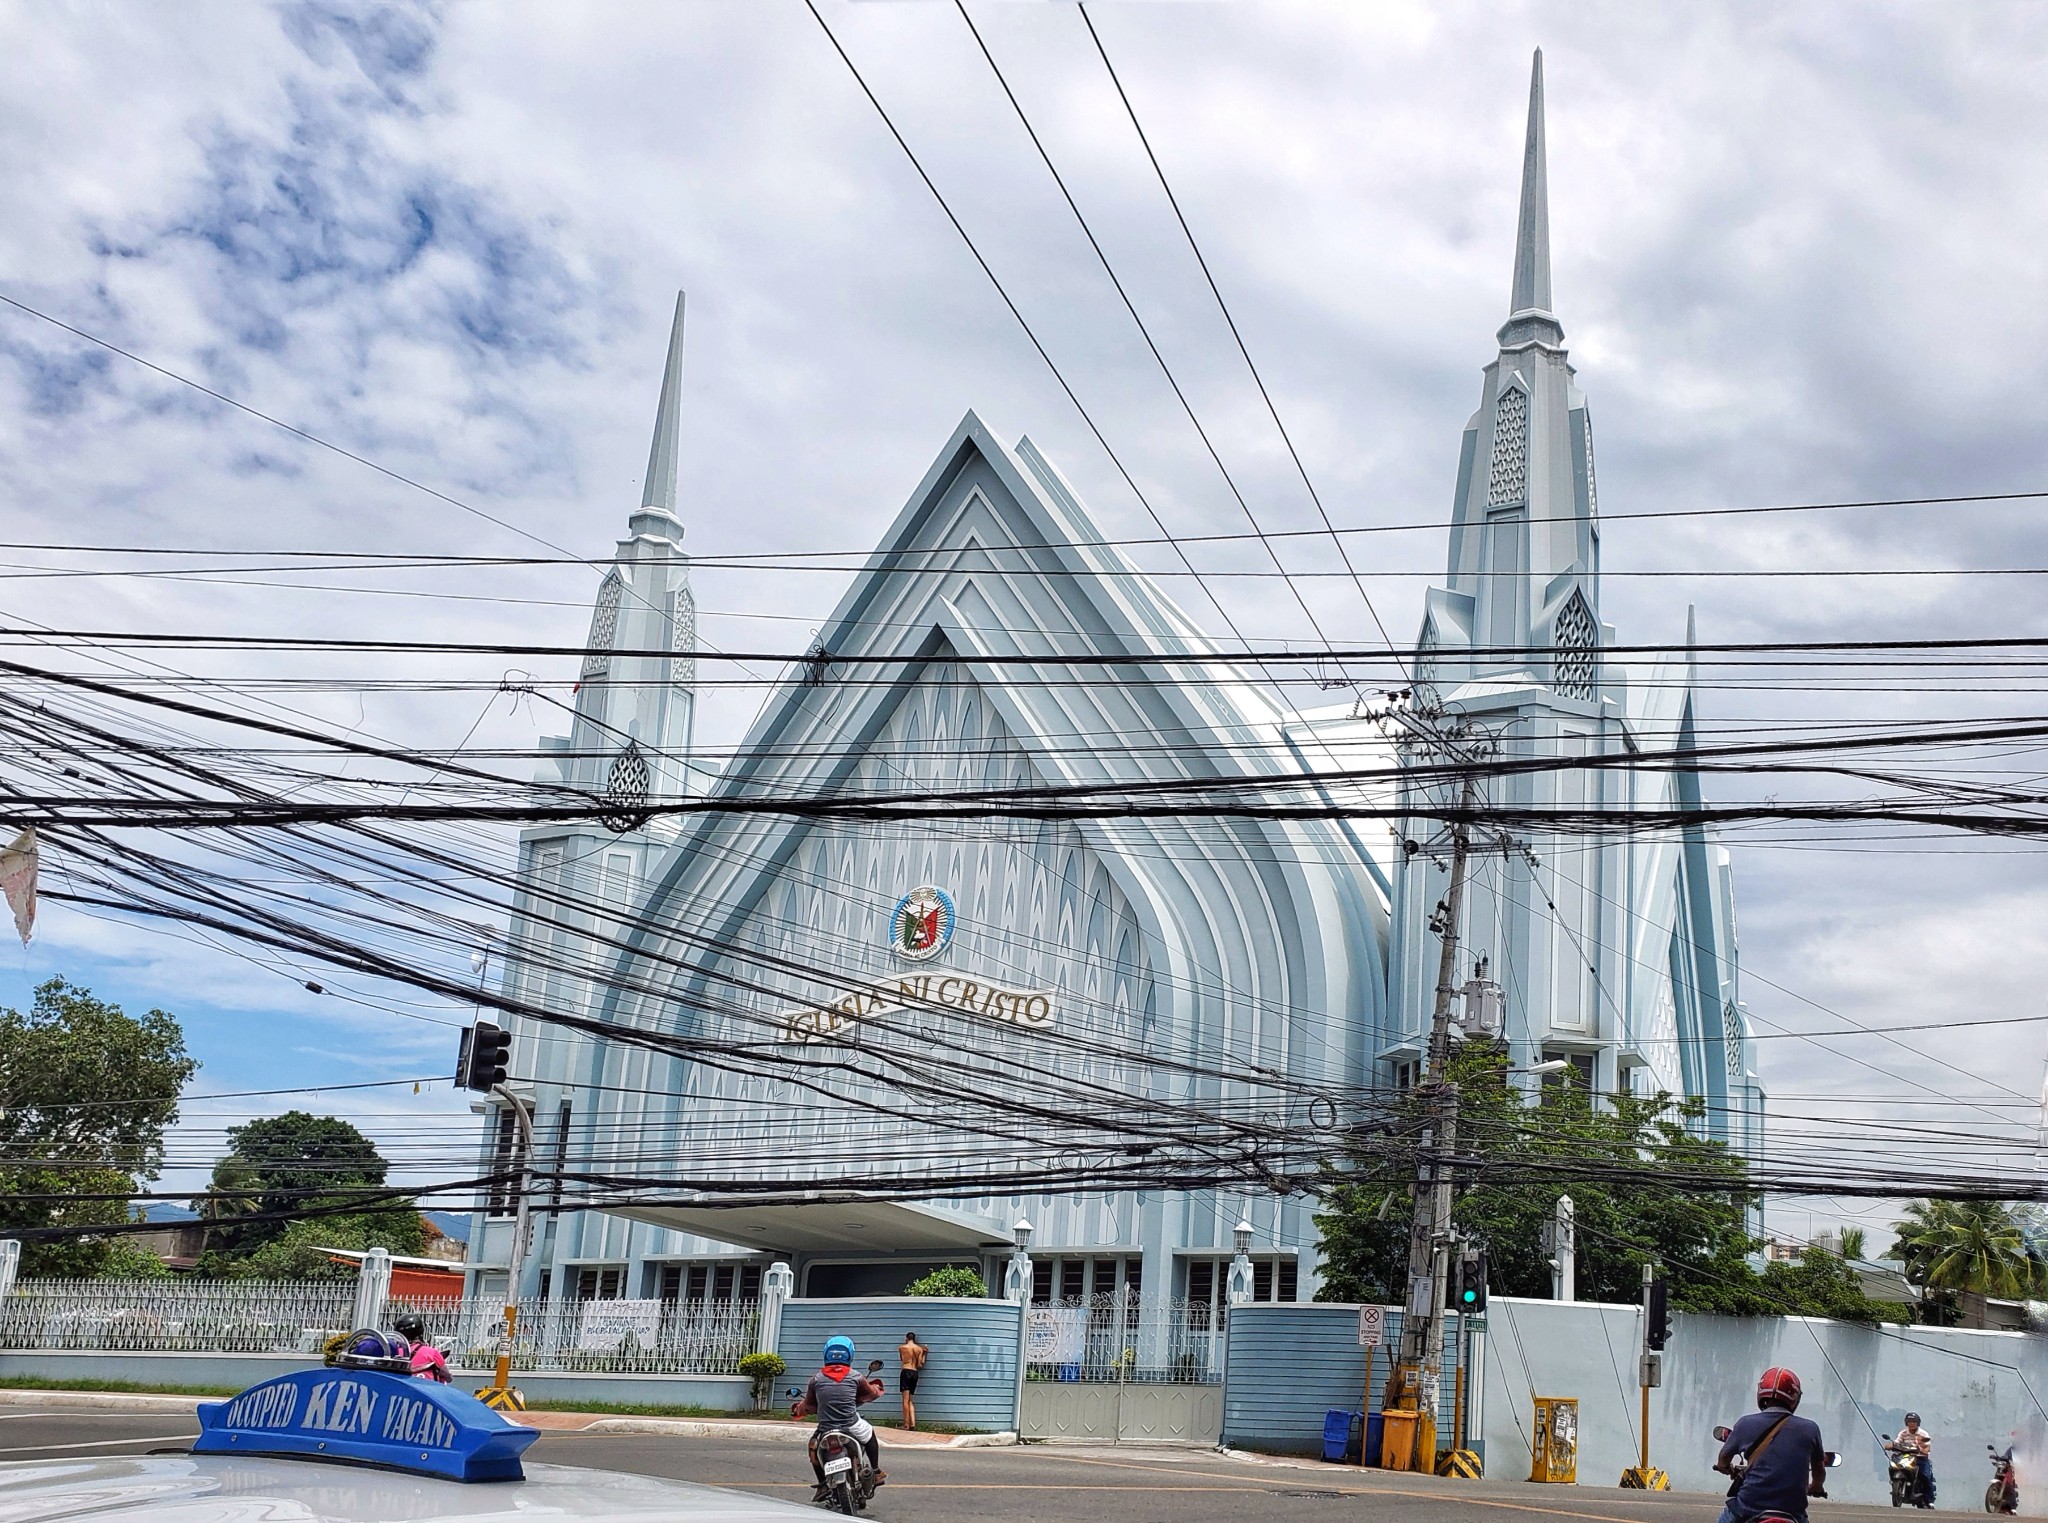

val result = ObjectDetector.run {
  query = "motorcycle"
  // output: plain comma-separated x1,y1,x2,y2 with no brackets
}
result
1986,1445,2018,1515
1884,1442,1933,1508
811,1426,877,1516
796,1359,888,1515
1713,1425,1842,1522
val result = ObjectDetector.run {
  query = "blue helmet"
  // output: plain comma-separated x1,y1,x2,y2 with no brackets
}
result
823,1336,854,1365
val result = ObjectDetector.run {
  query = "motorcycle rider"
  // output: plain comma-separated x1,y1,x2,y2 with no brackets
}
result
392,1314,450,1384
1714,1367,1830,1523
1893,1412,1935,1505
792,1335,885,1502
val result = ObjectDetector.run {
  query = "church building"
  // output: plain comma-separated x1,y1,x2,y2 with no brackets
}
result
465,55,1761,1311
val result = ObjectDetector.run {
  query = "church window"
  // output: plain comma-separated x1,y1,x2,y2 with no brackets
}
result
1415,619,1439,699
583,572,624,678
1581,407,1599,517
668,586,696,687
1553,591,1596,701
1486,384,1529,507
600,742,652,833
1723,1002,1744,1080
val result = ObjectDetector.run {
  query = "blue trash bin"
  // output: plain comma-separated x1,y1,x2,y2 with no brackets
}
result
1363,1412,1385,1467
1323,1409,1361,1463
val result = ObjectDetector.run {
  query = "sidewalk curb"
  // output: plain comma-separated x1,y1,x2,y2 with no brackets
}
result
0,1390,208,1413
946,1431,1018,1447
579,1419,812,1441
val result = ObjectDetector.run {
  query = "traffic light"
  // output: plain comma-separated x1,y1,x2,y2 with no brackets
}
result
1645,1274,1670,1350
1456,1248,1489,1313
457,1023,512,1093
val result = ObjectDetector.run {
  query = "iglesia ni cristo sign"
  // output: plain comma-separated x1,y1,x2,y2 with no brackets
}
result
778,971,1054,1044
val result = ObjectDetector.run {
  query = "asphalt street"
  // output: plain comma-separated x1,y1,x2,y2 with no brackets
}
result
0,1406,1930,1523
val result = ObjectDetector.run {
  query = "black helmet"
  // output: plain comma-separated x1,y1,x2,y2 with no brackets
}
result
1904,1412,1921,1424
394,1313,426,1341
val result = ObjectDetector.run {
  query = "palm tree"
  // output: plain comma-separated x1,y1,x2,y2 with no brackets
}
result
1891,1201,2044,1298
1838,1227,1866,1263
195,1153,260,1255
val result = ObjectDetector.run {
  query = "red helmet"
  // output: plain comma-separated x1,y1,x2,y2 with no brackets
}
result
1758,1367,1803,1411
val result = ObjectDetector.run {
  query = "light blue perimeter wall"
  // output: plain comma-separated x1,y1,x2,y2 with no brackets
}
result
1222,1304,1466,1456
1484,1296,2048,1507
778,1297,1020,1433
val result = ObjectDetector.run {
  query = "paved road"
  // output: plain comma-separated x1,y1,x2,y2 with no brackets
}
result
0,1405,1924,1523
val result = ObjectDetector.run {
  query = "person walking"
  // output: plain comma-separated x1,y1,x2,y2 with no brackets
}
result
897,1332,928,1431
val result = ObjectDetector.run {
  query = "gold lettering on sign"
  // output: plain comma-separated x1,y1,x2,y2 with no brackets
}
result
775,976,1056,1044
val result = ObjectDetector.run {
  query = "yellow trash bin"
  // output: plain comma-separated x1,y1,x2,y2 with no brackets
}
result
1528,1397,1578,1484
1379,1409,1421,1472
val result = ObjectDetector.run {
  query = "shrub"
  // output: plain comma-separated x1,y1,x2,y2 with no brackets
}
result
739,1350,787,1408
904,1266,988,1298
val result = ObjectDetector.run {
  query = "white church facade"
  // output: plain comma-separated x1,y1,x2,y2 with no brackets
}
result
465,57,1762,1308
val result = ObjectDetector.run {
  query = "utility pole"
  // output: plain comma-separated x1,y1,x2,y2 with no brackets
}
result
1392,770,1480,1470
1548,1194,1576,1302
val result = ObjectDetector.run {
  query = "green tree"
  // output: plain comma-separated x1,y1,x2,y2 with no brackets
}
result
203,1111,393,1258
1315,1045,1882,1323
1891,1200,2044,1299
1838,1227,1867,1262
226,1211,426,1280
0,978,197,1277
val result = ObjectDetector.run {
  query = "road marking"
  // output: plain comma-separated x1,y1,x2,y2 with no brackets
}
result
0,1434,193,1455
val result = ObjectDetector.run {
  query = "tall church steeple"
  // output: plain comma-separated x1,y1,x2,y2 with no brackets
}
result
558,290,700,814
1428,51,1600,688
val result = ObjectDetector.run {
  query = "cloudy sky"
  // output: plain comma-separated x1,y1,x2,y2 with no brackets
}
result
2,0,2046,1237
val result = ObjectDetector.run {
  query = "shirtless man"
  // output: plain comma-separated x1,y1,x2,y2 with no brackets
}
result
897,1333,928,1431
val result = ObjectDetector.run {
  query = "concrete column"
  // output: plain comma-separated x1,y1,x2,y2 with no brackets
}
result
0,1240,18,1300
351,1246,392,1330
760,1261,795,1356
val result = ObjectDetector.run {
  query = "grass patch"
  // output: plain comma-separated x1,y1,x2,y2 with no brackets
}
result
0,1374,239,1397
870,1416,988,1436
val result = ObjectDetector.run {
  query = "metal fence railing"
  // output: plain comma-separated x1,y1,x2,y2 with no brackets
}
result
0,1277,358,1354
387,1293,760,1375
1025,1294,1224,1385
0,1276,762,1375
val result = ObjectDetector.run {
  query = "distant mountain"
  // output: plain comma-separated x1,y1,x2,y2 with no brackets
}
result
142,1202,197,1224
421,1210,471,1244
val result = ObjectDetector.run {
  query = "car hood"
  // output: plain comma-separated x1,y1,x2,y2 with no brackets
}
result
0,1455,816,1522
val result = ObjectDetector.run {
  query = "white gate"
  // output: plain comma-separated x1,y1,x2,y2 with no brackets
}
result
1018,1292,1223,1445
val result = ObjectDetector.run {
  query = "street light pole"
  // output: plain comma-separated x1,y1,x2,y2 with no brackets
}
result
481,1084,534,1411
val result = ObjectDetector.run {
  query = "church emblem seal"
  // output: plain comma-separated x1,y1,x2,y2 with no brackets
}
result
890,886,954,962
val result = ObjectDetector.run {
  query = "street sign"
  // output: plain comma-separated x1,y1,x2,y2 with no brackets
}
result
1357,1304,1385,1347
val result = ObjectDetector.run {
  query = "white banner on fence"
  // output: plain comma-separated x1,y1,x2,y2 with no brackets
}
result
1024,1306,1087,1364
577,1298,663,1351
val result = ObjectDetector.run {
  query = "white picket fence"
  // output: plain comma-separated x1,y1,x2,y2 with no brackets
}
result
0,1274,759,1375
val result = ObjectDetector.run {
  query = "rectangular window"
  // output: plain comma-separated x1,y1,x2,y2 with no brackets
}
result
576,1267,624,1300
1032,1261,1053,1304
1252,1260,1274,1303
1125,1258,1142,1300
1186,1259,1214,1310
1543,1051,1598,1093
1277,1259,1299,1303
537,1268,551,1300
485,1106,522,1218
1391,1059,1419,1093
713,1265,736,1301
658,1266,682,1303
740,1265,762,1300
1060,1261,1085,1302
686,1266,709,1302
1092,1260,1118,1298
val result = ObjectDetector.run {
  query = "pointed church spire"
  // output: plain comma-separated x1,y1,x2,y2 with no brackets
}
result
641,292,686,513
1510,51,1551,318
